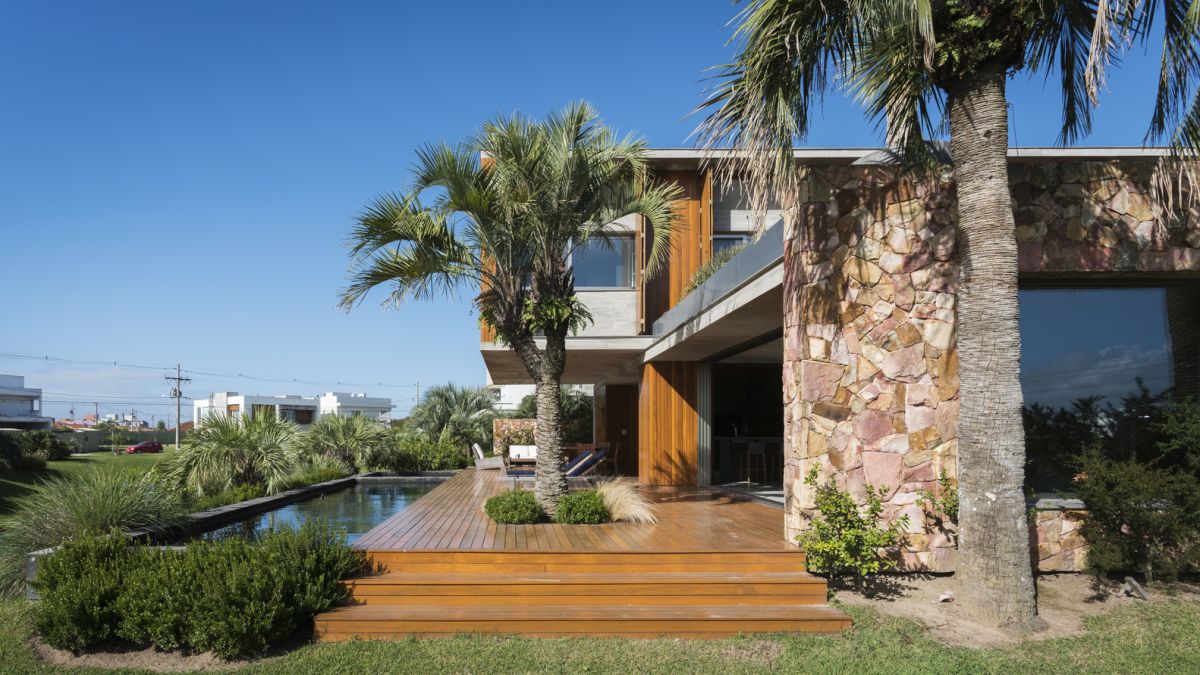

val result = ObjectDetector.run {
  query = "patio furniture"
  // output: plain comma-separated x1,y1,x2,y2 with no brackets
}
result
472,443,486,460
499,461,535,486
509,444,537,463
475,455,504,470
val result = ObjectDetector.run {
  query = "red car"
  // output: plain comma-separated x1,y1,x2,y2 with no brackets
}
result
125,441,163,454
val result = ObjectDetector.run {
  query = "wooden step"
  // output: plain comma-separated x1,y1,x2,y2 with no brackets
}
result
315,603,852,639
344,571,828,606
366,549,806,574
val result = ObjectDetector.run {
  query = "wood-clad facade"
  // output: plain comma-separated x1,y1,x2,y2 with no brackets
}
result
637,361,699,485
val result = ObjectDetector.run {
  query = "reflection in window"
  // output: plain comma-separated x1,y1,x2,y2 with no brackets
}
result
573,236,635,288
712,234,751,257
1020,287,1200,491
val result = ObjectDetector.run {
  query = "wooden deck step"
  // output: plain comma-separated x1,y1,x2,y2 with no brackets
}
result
315,603,852,639
345,570,828,606
368,549,806,574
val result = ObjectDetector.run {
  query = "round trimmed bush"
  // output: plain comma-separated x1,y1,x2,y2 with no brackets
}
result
484,489,543,524
554,490,609,524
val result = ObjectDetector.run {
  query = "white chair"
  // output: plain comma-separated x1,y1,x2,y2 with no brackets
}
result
472,443,486,460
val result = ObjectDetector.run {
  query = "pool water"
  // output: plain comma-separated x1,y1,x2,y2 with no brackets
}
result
201,481,435,544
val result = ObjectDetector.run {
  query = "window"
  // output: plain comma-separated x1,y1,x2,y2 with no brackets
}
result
1020,286,1200,491
712,234,751,257
572,236,635,288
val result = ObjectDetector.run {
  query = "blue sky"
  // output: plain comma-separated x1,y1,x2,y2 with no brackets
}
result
0,1,1175,421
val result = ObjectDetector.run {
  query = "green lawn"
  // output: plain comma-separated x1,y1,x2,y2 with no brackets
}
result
0,452,171,525
0,599,1196,674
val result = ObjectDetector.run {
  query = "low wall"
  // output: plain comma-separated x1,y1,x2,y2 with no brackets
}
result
59,430,179,453
1033,500,1088,573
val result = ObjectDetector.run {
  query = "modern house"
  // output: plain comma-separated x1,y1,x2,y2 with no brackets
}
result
193,391,393,427
479,148,1200,572
0,374,53,430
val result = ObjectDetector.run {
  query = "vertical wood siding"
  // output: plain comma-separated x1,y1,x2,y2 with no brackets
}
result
638,361,699,485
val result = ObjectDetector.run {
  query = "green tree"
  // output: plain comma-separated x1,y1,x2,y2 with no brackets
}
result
406,383,496,454
698,0,1200,633
341,103,679,512
160,413,298,495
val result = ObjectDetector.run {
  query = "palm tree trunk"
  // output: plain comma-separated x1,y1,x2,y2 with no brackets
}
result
946,64,1044,635
533,332,568,514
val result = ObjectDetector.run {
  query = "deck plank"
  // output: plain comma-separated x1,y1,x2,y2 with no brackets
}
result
358,469,793,552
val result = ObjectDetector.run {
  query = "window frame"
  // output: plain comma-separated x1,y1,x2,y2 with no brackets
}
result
570,233,637,289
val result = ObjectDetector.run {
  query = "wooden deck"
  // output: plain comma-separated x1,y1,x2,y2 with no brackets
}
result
354,468,792,552
315,469,852,640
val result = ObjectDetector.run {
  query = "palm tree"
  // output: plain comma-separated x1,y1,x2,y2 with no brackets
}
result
292,413,392,472
161,412,298,495
406,383,496,453
342,102,680,512
697,0,1200,634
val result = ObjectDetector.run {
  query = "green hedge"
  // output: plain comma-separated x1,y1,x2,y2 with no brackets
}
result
484,489,544,524
554,490,609,524
33,520,366,657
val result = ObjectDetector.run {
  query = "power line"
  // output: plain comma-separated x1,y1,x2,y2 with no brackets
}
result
0,350,417,390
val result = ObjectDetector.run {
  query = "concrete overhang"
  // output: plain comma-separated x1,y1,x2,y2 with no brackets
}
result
644,221,785,363
481,336,655,386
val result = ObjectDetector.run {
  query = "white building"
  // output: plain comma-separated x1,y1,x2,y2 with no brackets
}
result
0,374,53,430
486,383,594,412
193,391,393,428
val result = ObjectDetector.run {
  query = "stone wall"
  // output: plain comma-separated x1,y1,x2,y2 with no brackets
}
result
492,418,536,458
1033,505,1088,573
782,159,1200,572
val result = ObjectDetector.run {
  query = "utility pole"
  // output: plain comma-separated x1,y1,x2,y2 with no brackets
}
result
415,381,421,406
165,364,191,449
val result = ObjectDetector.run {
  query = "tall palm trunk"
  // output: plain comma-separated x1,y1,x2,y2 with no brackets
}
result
533,333,568,513
945,64,1044,634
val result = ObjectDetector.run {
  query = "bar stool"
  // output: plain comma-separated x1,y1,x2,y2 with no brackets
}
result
741,441,767,484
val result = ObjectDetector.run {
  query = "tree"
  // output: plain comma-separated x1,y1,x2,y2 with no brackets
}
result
406,383,496,454
341,103,679,512
698,0,1200,634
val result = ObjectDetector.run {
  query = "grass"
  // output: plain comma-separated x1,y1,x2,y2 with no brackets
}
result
0,452,171,527
0,599,1196,673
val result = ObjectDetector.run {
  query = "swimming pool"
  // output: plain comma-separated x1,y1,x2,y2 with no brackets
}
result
201,481,435,544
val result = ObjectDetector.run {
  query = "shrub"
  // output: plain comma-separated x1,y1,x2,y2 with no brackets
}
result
0,469,185,596
35,521,365,659
160,412,298,496
374,431,469,473
290,413,393,472
0,431,21,471
1075,450,1200,582
189,483,267,512
596,478,657,524
683,241,746,296
796,466,907,584
273,454,352,493
16,453,47,472
484,489,544,524
554,490,609,524
17,430,76,461
33,534,136,652
918,470,959,533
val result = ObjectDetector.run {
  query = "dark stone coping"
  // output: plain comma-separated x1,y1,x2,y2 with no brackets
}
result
651,220,784,337
24,471,456,599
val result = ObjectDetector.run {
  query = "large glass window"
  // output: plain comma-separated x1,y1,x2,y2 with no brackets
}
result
572,236,635,288
712,234,751,257
1020,286,1200,491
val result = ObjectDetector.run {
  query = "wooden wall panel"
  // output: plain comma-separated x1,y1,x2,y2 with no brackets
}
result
641,170,709,330
638,362,699,485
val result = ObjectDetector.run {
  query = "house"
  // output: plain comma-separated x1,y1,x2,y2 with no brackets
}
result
193,391,393,427
0,374,53,430
479,147,1200,572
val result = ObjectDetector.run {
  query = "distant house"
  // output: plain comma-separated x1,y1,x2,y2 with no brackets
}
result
0,374,53,430
192,391,393,428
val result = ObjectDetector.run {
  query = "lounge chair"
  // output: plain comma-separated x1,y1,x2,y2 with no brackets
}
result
472,443,486,460
499,450,605,487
